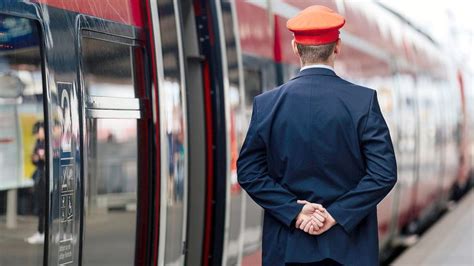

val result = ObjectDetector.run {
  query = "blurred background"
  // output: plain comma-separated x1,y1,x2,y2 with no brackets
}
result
0,0,473,265
381,0,473,73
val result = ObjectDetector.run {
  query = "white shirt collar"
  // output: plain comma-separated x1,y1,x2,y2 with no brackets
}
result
300,64,335,72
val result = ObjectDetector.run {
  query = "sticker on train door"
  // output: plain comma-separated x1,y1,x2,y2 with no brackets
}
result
57,82,75,265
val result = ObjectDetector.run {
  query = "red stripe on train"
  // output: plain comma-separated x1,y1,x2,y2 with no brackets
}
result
32,0,144,27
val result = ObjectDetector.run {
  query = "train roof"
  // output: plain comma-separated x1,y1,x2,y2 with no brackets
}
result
376,2,438,47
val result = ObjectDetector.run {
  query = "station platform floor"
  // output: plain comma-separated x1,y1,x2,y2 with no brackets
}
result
392,189,473,266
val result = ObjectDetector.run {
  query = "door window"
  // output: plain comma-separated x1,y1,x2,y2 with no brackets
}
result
0,14,46,265
80,34,148,265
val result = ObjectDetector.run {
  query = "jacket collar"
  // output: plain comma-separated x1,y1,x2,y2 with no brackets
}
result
291,67,337,80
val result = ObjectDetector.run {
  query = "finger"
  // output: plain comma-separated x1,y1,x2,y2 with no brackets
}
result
321,210,329,218
305,204,315,212
309,225,319,235
309,219,318,229
299,220,307,230
309,226,320,236
299,217,309,230
313,219,325,230
295,218,303,228
312,212,326,222
313,211,328,223
310,221,320,231
314,208,328,218
297,200,309,205
303,219,312,232
311,216,324,227
311,203,326,211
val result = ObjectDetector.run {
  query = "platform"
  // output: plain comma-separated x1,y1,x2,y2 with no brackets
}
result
392,190,474,266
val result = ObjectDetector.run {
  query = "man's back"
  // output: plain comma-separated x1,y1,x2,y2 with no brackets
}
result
237,67,397,265
258,68,372,206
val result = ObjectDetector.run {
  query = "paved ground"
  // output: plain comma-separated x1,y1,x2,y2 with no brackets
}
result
3,191,470,266
392,190,474,266
0,215,43,266
0,211,136,266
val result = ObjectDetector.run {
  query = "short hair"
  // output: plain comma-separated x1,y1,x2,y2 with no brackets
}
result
296,42,336,64
32,121,44,135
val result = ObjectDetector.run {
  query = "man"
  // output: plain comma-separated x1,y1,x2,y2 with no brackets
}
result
237,5,397,266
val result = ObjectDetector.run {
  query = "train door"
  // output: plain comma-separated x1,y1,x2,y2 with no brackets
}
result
78,22,153,265
0,11,48,266
192,1,248,264
439,76,462,202
414,75,444,222
179,0,208,264
177,0,246,265
173,0,264,264
148,1,224,264
437,77,460,205
148,0,189,265
392,69,419,233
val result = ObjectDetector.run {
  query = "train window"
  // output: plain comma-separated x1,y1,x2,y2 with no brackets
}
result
81,37,135,98
243,68,262,108
0,14,46,265
83,118,138,265
80,35,146,265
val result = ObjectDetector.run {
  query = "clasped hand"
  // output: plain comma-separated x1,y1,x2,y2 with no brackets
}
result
295,200,336,235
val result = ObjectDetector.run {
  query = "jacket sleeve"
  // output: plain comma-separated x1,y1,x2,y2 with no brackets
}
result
237,98,303,228
326,91,397,234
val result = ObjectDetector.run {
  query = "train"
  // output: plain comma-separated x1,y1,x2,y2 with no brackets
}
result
0,0,472,265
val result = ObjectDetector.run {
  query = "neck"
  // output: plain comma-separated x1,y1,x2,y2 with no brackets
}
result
301,61,334,68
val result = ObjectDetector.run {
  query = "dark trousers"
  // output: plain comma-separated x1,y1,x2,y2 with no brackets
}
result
286,258,343,266
34,171,46,234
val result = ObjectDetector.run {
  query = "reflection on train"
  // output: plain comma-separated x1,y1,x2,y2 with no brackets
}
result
0,1,473,266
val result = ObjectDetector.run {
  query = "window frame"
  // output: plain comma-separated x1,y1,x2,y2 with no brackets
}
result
76,15,152,266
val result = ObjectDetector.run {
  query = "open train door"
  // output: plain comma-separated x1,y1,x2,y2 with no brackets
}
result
182,0,248,265
148,0,248,265
148,0,191,265
147,0,249,265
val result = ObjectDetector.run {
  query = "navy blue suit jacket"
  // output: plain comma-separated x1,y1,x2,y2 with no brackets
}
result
237,67,397,266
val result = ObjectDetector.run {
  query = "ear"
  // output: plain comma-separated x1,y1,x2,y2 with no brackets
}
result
334,39,341,55
291,39,299,56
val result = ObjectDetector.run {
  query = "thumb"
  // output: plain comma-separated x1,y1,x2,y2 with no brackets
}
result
310,203,326,212
297,200,309,205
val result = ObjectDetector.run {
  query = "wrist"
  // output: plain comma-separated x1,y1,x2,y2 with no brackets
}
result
290,202,305,229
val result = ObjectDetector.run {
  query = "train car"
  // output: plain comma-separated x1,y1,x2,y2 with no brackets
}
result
0,0,471,266
458,68,474,192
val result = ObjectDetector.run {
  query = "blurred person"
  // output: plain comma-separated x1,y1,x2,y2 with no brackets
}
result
237,5,397,266
26,121,46,244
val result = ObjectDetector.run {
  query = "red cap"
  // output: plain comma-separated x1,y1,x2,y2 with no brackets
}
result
287,5,345,45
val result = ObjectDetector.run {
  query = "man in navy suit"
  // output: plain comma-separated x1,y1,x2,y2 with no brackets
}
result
237,5,397,266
